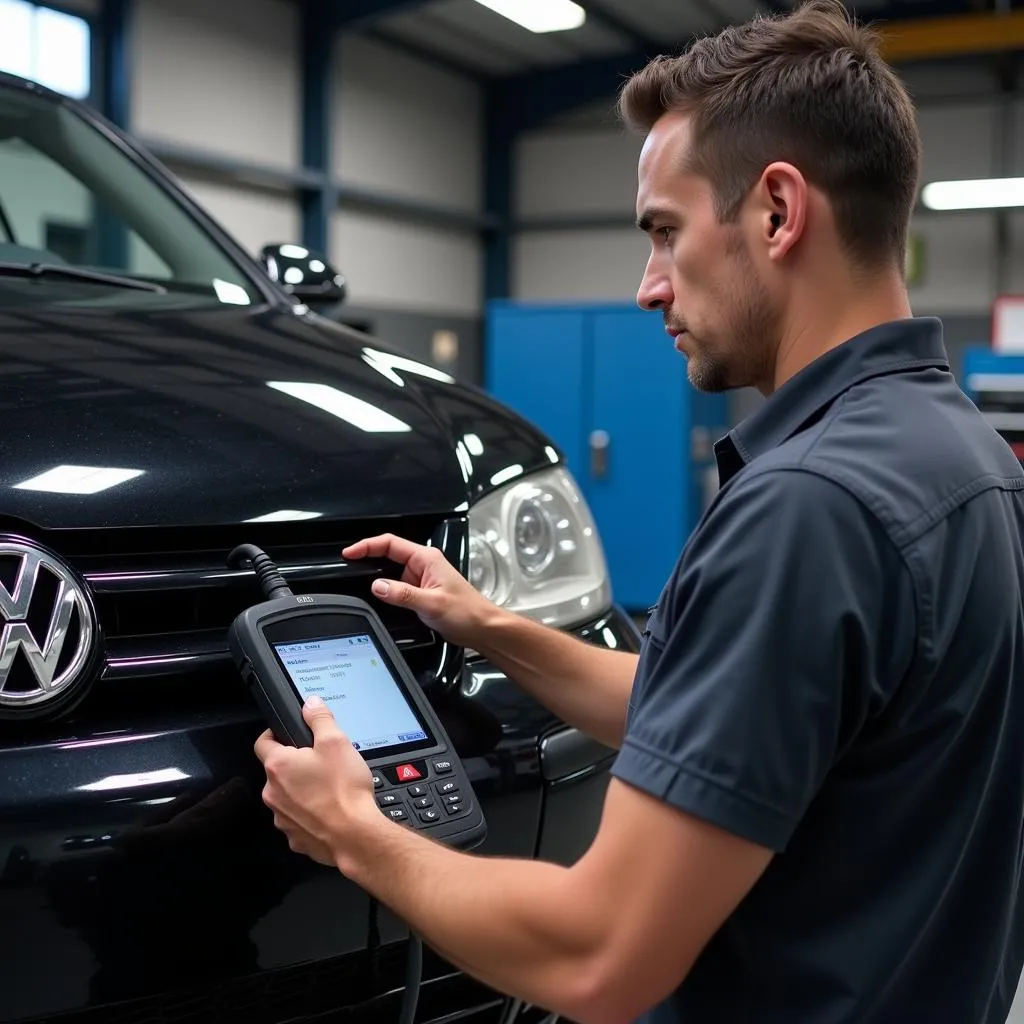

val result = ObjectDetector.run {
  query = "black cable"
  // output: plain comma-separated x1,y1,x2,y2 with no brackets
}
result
497,998,524,1024
399,932,423,1024
227,543,424,1022
367,898,382,986
227,543,293,600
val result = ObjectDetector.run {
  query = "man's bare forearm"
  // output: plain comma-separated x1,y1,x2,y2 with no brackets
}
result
471,608,638,749
338,808,611,1024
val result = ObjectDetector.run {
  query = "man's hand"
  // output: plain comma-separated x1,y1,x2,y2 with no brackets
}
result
254,698,384,873
345,533,638,750
343,534,499,648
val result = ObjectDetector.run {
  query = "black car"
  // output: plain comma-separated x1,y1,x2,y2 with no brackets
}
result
0,73,641,1024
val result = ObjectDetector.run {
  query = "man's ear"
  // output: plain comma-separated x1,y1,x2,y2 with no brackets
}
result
757,162,807,261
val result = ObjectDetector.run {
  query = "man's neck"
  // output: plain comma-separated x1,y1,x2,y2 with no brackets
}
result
768,270,913,395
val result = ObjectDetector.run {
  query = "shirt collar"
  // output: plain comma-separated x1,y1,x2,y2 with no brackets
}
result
714,317,950,487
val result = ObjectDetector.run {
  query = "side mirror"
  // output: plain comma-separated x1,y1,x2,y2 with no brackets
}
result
259,243,347,306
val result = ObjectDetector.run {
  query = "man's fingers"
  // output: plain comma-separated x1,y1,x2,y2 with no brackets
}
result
342,534,422,567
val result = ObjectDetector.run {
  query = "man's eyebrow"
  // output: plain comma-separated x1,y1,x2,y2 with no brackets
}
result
636,208,672,232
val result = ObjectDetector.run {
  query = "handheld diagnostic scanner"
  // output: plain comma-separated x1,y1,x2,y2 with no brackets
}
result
225,543,486,850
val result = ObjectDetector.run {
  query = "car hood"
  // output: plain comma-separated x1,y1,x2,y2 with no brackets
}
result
0,301,555,530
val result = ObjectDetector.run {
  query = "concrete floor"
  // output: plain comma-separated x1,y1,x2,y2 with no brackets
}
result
1011,978,1024,1023
1000,968,1024,1023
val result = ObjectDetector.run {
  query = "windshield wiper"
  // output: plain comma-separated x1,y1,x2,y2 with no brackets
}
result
0,262,167,294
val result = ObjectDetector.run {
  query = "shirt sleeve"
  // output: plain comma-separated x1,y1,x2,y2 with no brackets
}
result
612,466,917,852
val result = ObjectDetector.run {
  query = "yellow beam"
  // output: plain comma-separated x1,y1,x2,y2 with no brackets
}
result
878,10,1024,64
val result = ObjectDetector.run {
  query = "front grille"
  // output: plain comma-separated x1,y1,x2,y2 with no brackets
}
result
19,943,510,1024
48,514,466,689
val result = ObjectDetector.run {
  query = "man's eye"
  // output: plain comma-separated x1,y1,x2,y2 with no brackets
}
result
659,227,675,244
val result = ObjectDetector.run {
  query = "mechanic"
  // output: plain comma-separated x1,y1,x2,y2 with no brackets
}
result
254,1,1024,1021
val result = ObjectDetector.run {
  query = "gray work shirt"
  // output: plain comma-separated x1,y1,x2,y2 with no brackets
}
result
613,318,1024,1023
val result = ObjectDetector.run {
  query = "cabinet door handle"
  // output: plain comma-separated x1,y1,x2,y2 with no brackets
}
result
589,429,610,479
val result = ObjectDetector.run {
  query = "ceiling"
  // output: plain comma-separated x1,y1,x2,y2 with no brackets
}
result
346,0,994,79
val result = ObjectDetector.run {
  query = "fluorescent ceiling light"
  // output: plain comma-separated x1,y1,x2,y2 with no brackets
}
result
268,381,412,433
921,177,1024,211
244,509,323,523
472,0,585,33
14,465,144,494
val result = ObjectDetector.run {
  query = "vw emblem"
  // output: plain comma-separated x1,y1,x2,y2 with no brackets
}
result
0,540,96,710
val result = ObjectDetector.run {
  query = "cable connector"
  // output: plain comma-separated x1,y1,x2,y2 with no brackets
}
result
228,543,293,601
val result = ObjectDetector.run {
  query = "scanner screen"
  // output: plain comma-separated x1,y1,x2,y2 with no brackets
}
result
273,633,429,752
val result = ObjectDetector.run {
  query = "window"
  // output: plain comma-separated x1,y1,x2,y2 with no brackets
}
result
0,134,172,279
0,86,261,308
0,1,90,100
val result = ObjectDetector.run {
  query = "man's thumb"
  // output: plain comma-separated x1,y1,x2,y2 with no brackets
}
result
303,696,344,740
371,578,438,613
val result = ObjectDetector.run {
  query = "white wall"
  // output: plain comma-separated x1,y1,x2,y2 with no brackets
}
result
333,35,482,214
132,0,300,171
328,35,484,315
510,65,1024,317
515,228,649,302
130,0,303,262
173,177,302,259
129,5,484,314
331,211,481,315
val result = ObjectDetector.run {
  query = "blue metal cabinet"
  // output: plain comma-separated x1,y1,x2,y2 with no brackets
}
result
962,345,1024,464
485,308,589,482
486,301,727,612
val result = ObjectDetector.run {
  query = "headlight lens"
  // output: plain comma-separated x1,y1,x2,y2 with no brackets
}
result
468,466,611,629
514,497,556,577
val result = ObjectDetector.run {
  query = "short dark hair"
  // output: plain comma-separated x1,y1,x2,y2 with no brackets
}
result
618,0,921,271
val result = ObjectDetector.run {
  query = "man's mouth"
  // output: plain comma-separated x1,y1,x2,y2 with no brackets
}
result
667,326,690,353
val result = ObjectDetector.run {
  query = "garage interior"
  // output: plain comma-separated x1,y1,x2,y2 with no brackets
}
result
5,0,1024,1020
11,0,1016,620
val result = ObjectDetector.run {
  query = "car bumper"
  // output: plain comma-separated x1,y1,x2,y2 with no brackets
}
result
0,604,640,1024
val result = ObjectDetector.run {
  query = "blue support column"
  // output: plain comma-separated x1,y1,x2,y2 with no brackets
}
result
483,87,513,303
96,0,131,128
301,0,336,258
95,0,130,268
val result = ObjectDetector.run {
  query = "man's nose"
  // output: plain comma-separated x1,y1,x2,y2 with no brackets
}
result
636,264,673,312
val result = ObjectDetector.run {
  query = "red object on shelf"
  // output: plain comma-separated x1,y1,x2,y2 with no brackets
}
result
992,295,1024,353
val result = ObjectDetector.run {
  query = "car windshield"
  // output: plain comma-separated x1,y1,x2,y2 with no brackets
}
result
0,81,263,309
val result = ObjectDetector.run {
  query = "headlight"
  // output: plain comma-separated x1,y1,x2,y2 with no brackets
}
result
467,465,611,629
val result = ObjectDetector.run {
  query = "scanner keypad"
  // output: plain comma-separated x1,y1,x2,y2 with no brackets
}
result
373,758,468,830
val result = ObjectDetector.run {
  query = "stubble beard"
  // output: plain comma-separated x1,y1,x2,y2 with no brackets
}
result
686,248,778,395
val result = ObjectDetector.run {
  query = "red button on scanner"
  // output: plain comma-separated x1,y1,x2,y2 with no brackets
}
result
396,763,422,782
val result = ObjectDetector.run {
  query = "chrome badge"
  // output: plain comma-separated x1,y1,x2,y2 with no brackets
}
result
0,540,95,709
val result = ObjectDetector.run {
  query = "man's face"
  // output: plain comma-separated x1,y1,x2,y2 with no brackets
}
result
635,112,779,394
